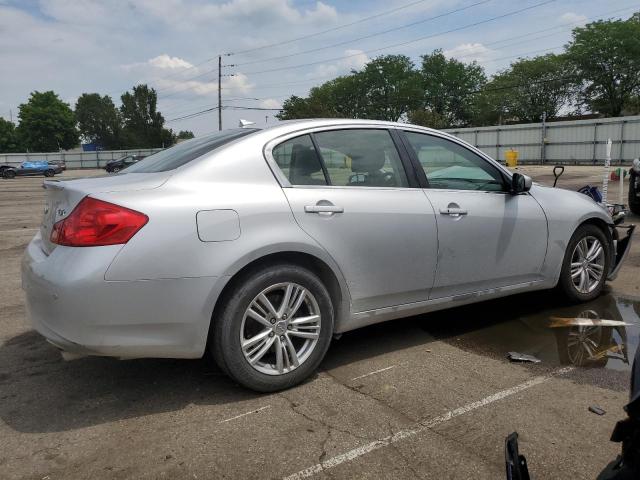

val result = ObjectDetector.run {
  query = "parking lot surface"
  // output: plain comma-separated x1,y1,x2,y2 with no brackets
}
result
1,167,639,479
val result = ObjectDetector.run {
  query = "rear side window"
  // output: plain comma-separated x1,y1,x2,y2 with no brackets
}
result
124,128,259,173
313,129,408,187
272,135,328,186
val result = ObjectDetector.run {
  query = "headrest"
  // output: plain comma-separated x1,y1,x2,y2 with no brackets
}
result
291,144,321,176
350,150,386,173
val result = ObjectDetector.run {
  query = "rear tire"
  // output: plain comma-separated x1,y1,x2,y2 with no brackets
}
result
210,264,334,392
557,224,610,303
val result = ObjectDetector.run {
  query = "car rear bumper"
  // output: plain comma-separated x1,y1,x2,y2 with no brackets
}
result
21,232,218,359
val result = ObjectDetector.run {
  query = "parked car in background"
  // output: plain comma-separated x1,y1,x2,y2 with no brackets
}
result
630,159,640,215
48,160,66,171
22,120,634,392
2,161,61,179
105,154,146,173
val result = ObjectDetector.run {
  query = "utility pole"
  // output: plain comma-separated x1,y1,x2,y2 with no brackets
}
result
9,109,12,123
218,55,222,131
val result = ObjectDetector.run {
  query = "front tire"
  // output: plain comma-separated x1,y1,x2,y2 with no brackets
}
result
211,264,334,392
43,169,55,177
557,224,610,302
3,169,16,179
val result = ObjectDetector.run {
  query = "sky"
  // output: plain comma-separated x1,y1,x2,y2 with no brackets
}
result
0,0,638,138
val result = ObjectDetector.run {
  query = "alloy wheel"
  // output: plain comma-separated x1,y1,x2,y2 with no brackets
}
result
240,282,321,376
570,236,605,294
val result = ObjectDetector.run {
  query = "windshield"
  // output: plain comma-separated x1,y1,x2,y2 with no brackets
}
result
124,128,259,173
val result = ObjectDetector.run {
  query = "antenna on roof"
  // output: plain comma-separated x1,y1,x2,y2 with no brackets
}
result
238,119,255,128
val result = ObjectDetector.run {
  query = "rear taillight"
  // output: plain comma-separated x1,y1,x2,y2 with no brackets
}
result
51,197,148,247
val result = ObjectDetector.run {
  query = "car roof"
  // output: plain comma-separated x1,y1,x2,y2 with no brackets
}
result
255,118,443,138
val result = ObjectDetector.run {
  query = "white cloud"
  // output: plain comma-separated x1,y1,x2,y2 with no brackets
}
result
148,55,193,70
444,43,493,63
259,98,282,109
312,49,370,77
560,12,588,26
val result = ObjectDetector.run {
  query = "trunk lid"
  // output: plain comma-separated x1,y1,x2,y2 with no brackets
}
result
39,172,169,254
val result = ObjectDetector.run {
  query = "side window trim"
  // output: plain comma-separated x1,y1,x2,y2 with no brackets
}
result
309,133,332,186
388,129,422,189
394,129,429,188
397,129,509,192
264,125,419,189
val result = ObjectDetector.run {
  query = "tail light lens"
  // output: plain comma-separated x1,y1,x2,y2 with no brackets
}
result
51,197,148,247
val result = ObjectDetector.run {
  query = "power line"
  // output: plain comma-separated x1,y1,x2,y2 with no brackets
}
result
235,0,557,76
226,0,434,56
228,0,493,67
158,3,637,120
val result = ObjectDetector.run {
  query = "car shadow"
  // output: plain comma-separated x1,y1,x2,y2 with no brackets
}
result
0,330,260,434
1,290,637,434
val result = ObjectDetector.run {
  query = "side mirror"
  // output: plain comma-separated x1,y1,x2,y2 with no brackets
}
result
511,173,532,194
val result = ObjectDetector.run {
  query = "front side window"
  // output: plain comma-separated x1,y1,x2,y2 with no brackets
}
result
403,131,505,192
272,134,328,186
313,129,408,187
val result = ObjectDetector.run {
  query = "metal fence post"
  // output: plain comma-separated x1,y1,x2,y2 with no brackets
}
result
592,123,598,164
540,112,547,165
496,128,500,163
620,120,626,165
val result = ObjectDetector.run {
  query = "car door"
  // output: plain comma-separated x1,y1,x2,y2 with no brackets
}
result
399,129,548,299
266,127,438,312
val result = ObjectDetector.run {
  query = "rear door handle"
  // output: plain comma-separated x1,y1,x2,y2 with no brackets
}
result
439,207,467,217
304,205,344,214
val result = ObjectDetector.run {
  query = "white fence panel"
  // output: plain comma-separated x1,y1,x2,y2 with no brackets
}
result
444,115,640,164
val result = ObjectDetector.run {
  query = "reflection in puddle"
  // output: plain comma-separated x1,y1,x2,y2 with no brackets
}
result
420,293,640,372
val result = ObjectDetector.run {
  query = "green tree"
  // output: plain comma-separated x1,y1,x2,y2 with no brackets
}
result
75,93,122,149
120,85,174,148
477,54,575,123
176,130,195,140
419,50,486,127
278,56,421,121
407,109,448,129
566,14,640,116
17,91,78,151
356,55,422,121
0,118,23,152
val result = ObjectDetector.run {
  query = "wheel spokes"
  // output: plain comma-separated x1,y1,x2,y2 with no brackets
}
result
245,335,276,364
240,282,321,376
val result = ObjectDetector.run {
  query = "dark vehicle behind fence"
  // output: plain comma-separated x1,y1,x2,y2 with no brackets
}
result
105,155,146,173
630,159,640,215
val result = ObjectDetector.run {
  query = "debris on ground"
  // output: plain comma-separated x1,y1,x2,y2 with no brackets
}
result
589,405,607,416
507,352,541,363
549,317,631,328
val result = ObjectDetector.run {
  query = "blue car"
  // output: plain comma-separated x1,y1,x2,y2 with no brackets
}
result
1,161,62,179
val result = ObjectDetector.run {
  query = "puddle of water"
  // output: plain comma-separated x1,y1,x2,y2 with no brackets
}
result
420,293,640,372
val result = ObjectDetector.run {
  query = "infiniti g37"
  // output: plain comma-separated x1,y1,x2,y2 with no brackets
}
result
22,120,634,391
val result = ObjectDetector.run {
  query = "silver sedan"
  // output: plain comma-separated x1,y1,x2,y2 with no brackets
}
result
22,119,634,391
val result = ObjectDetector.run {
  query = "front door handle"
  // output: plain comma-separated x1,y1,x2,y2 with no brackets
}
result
439,207,467,217
304,205,344,214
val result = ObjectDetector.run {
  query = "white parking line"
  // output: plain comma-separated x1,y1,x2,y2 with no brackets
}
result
219,405,271,423
351,365,396,381
283,366,574,480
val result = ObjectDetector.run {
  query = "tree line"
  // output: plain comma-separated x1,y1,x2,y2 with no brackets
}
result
277,13,640,128
0,84,194,153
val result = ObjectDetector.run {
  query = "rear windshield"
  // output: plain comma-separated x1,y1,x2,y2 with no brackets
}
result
124,128,259,173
